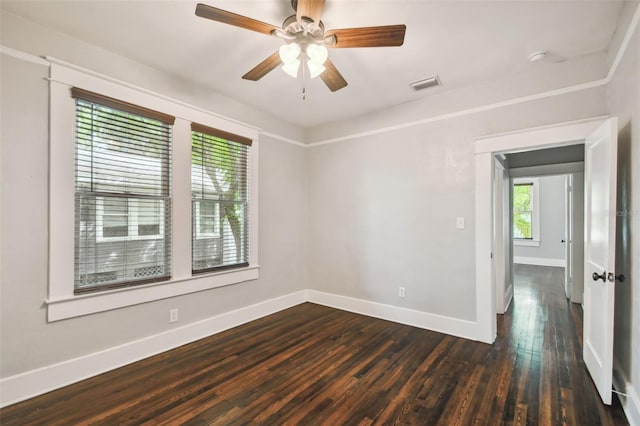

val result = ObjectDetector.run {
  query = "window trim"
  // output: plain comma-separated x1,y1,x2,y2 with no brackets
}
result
512,177,540,247
48,60,260,322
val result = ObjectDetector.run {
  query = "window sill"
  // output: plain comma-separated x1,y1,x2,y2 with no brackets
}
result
513,239,541,247
45,265,260,322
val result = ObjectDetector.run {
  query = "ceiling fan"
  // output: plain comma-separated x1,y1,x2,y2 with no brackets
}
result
195,0,406,92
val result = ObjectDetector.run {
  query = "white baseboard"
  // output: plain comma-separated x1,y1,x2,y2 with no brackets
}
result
613,358,640,426
307,290,478,341
0,291,307,408
513,256,566,267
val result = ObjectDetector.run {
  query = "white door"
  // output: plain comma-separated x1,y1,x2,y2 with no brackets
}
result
583,117,618,405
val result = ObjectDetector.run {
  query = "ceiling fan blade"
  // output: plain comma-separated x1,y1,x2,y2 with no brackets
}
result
325,25,406,48
195,3,278,36
320,59,347,92
242,52,282,81
296,0,325,26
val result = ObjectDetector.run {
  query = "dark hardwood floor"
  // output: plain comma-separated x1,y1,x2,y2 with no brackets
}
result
1,265,629,425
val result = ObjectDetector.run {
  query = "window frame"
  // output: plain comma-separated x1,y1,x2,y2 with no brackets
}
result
47,60,260,322
512,177,540,247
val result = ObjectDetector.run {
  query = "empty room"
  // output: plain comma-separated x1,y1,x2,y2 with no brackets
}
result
1,0,638,424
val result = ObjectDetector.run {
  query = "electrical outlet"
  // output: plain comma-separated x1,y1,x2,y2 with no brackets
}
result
169,308,178,323
398,287,406,298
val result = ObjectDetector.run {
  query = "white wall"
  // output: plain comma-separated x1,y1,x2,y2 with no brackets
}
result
608,6,640,424
513,175,567,265
307,87,607,324
0,50,308,378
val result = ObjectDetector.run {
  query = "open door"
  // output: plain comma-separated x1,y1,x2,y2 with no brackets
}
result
583,118,618,405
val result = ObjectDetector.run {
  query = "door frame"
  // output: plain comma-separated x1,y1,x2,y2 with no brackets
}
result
565,174,572,298
473,116,608,343
493,158,507,314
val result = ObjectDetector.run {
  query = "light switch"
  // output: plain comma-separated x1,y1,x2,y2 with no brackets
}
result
456,217,465,229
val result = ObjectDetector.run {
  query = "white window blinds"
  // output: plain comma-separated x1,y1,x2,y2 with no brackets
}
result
191,123,252,273
72,88,174,293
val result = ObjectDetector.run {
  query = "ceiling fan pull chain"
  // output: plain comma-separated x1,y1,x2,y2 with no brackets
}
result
301,57,307,100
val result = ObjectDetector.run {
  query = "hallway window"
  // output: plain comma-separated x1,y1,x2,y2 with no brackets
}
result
513,178,539,242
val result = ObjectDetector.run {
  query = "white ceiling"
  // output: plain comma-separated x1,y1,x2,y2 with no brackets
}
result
1,0,628,128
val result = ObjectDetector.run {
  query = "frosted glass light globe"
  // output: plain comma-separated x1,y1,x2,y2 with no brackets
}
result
306,44,328,65
279,43,301,64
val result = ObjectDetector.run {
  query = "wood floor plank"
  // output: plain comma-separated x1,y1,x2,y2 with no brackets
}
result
0,265,629,425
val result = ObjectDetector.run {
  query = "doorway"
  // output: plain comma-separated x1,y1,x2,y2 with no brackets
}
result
475,116,620,406
473,116,607,344
511,174,572,316
494,146,586,316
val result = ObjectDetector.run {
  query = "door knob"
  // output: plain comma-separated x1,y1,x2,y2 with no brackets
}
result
592,271,606,282
561,239,566,243
607,272,625,282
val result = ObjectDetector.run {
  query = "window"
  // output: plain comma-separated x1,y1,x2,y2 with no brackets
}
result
191,123,252,273
513,183,533,238
48,62,259,321
512,178,540,244
73,88,174,293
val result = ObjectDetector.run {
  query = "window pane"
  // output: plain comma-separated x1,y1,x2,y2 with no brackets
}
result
513,183,534,239
74,97,172,293
138,224,160,236
197,201,219,236
200,217,216,235
513,184,532,211
103,222,128,237
103,198,128,237
192,129,249,273
514,211,532,239
137,199,163,237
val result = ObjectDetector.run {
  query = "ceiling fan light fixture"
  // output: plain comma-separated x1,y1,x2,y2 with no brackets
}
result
306,43,328,65
195,2,406,92
282,60,301,78
307,60,326,78
279,43,301,64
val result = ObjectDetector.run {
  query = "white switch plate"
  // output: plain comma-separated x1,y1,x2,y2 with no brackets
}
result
456,217,465,229
398,287,406,298
169,308,178,323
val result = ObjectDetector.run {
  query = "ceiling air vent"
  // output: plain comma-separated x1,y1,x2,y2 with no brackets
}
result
410,75,441,91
